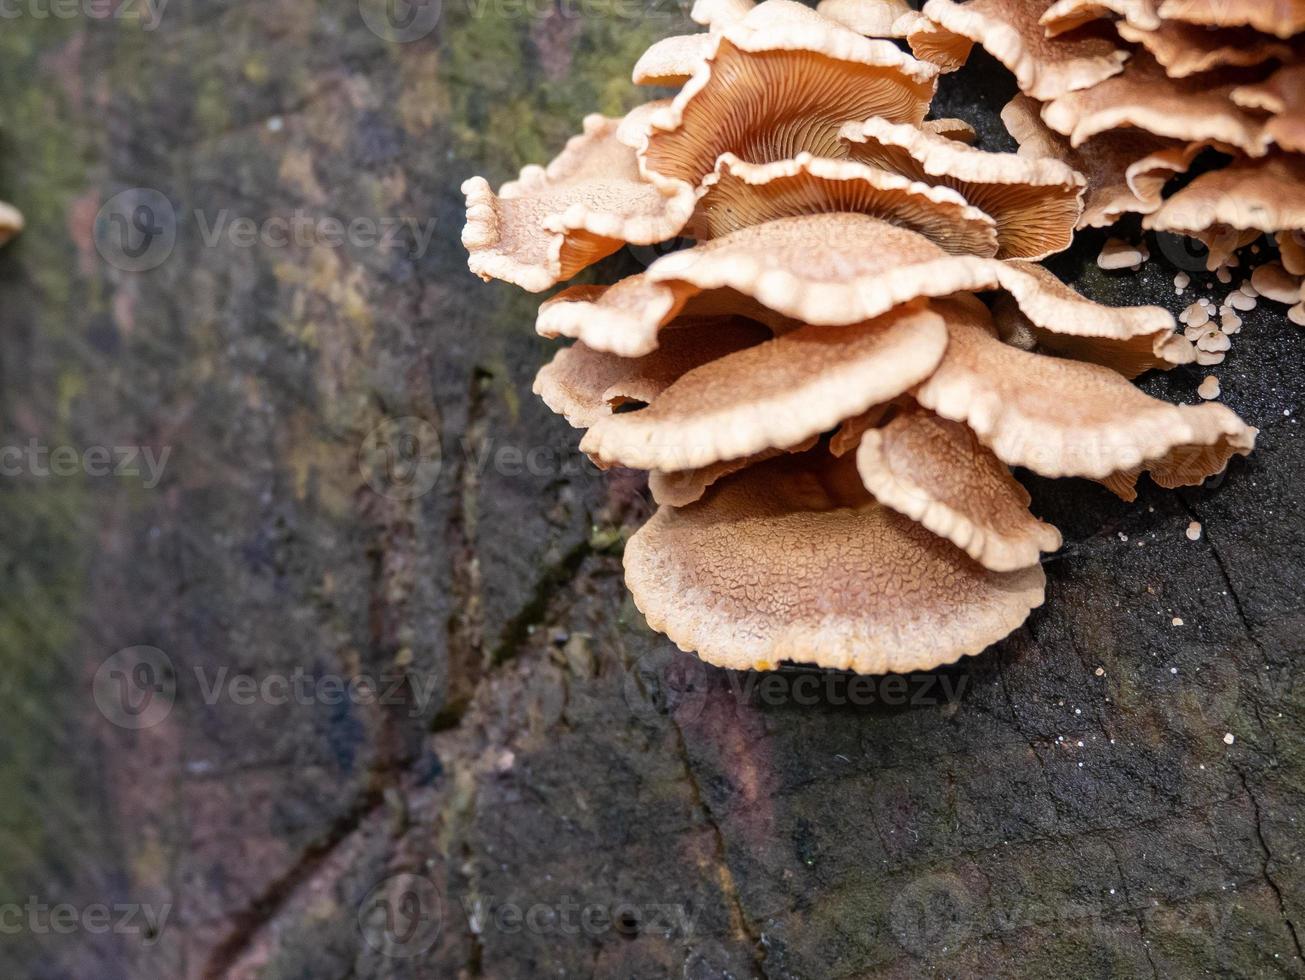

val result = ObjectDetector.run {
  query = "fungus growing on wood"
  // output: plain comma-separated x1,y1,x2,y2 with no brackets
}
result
0,201,22,246
461,0,1257,674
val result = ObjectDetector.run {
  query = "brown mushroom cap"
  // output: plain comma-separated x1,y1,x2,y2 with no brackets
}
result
0,201,23,246
632,34,714,87
855,406,1063,570
922,118,979,142
1232,65,1305,154
816,0,916,35
1040,0,1160,35
1116,21,1293,79
638,0,938,192
905,14,976,71
1001,93,1203,228
1277,231,1305,276
462,114,696,292
1144,155,1305,242
623,452,1047,673
920,0,1130,101
839,116,1086,258
580,304,948,470
1039,54,1269,155
649,440,818,506
532,317,771,429
1156,0,1305,39
691,151,1000,255
915,297,1256,481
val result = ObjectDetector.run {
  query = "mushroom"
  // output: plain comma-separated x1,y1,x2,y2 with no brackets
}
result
1114,21,1292,78
0,201,23,247
461,0,1258,674
623,452,1047,674
920,0,1130,100
815,0,917,36
1157,0,1305,38
1040,0,1161,35
461,113,696,292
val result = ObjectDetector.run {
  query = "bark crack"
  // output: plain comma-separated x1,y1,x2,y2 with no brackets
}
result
1235,764,1305,965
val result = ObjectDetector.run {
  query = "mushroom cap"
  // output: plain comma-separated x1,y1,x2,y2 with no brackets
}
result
532,317,771,429
904,13,976,71
623,452,1047,673
815,0,916,36
1157,0,1305,38
1116,21,1293,79
920,0,1130,101
1040,0,1160,35
1040,54,1269,155
1144,154,1305,238
0,201,23,246
1000,93,1203,228
993,259,1192,375
1250,261,1301,304
649,440,818,506
639,0,938,192
691,0,755,31
632,33,714,87
839,115,1086,258
691,151,1000,255
855,406,1063,571
1232,65,1305,154
915,297,1257,481
580,304,948,470
1278,231,1305,276
922,118,979,143
461,114,696,292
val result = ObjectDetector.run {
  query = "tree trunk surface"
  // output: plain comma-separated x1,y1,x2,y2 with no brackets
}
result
0,5,1302,979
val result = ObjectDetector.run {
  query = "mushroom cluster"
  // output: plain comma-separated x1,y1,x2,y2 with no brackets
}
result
877,0,1305,327
461,0,1257,674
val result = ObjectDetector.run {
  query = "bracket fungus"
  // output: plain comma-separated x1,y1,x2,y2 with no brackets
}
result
462,0,1257,675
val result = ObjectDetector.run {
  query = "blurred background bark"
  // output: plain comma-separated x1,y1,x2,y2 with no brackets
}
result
0,1,1301,977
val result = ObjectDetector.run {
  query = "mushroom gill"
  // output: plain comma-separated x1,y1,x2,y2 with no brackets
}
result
461,0,1257,675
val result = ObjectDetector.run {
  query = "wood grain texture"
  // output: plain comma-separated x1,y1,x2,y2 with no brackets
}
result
0,8,1301,979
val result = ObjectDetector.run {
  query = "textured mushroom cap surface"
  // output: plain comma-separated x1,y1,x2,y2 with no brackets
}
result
1157,0,1305,38
1116,21,1292,79
816,0,915,35
1144,154,1305,237
905,14,975,71
993,259,1191,375
624,453,1047,673
915,298,1256,481
581,304,948,470
1001,93,1202,228
691,0,755,30
461,114,695,291
1040,54,1268,154
839,116,1086,258
632,33,714,86
922,118,978,142
691,151,1000,255
856,407,1063,571
649,440,818,506
921,0,1129,101
639,0,938,191
1040,0,1160,34
533,317,771,429
1232,65,1305,154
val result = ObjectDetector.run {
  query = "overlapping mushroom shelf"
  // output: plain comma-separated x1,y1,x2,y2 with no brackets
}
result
846,0,1305,332
461,0,1257,674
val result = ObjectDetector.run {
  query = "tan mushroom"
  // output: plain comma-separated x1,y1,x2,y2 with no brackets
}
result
1115,21,1292,79
0,201,23,247
1231,65,1305,154
649,440,818,506
691,151,1000,255
920,0,1130,100
855,406,1063,571
839,115,1086,257
461,113,696,291
815,0,916,36
905,14,976,72
632,34,714,86
922,118,979,143
636,0,937,195
1156,0,1305,39
623,452,1047,673
915,298,1256,485
580,304,948,470
1040,0,1160,35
